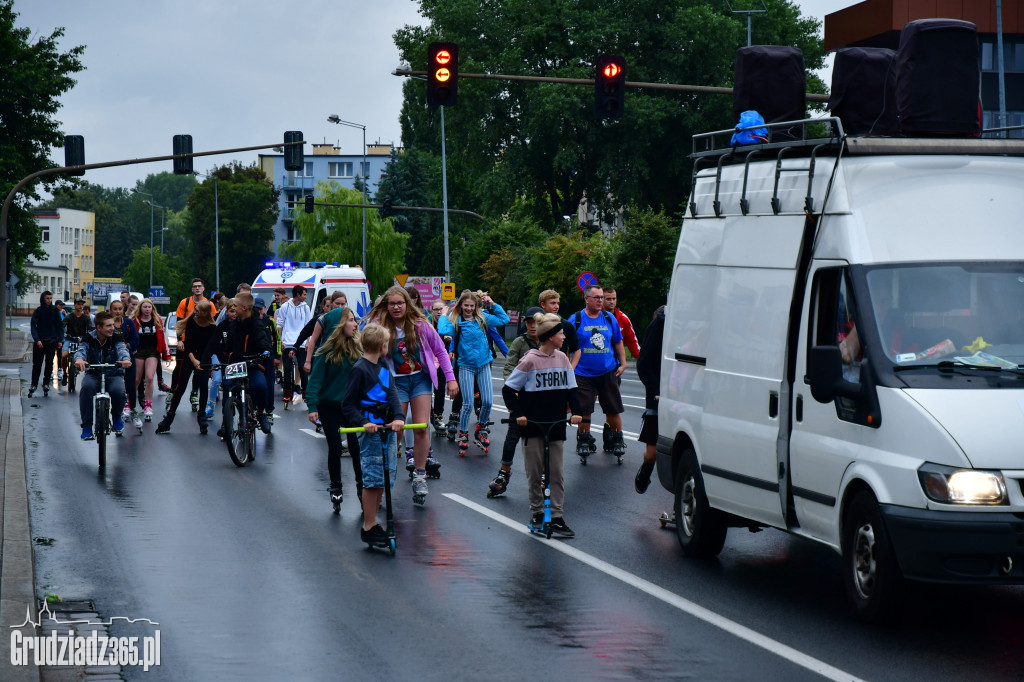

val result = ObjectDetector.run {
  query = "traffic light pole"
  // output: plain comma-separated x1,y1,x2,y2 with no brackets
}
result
441,106,451,283
393,69,830,103
0,138,303,356
299,201,483,221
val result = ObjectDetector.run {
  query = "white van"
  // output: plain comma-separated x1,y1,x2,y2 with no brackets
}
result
656,121,1024,620
251,262,371,318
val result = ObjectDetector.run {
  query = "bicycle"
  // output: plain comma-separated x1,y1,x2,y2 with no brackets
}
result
65,336,82,394
83,363,122,468
210,354,268,467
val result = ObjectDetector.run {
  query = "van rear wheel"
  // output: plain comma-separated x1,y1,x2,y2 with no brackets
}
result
674,447,727,558
842,490,902,622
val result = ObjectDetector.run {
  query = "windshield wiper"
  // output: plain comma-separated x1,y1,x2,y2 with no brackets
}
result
893,361,1024,375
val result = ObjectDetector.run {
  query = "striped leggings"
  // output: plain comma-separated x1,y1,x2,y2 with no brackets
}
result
458,364,493,432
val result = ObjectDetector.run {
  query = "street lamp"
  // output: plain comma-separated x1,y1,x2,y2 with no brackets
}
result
192,170,220,292
326,115,368,274
131,188,155,291
144,199,167,274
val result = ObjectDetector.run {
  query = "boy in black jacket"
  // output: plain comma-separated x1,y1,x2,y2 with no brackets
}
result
342,323,404,547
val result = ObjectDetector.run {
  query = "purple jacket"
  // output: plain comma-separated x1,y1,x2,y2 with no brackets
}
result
380,319,455,389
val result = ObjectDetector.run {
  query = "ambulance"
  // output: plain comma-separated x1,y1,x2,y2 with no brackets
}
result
252,262,371,318
656,22,1024,621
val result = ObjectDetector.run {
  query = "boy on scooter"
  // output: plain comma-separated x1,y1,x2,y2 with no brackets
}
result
502,313,583,537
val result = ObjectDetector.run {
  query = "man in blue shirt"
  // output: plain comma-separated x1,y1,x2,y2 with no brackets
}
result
569,285,627,459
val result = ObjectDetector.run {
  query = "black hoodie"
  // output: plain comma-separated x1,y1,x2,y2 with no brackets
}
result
31,293,63,343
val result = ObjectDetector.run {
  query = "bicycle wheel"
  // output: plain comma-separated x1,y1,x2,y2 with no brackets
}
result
245,396,257,461
95,396,109,468
226,395,250,467
68,365,77,394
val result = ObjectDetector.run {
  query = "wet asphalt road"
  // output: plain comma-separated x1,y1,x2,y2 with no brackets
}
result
18,356,1024,681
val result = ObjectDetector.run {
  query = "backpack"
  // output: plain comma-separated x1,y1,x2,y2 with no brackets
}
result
571,309,615,335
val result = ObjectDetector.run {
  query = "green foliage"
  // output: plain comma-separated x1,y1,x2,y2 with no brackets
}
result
121,245,190,309
0,0,85,290
282,182,407,294
182,162,278,293
133,172,197,213
454,209,679,329
393,0,825,229
373,148,445,274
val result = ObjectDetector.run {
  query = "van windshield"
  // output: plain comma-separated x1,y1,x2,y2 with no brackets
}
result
864,263,1024,369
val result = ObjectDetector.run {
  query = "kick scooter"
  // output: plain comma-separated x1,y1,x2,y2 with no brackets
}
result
502,417,571,539
339,423,427,554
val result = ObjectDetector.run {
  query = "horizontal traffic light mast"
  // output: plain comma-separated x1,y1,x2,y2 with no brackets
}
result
393,68,830,102
291,198,485,222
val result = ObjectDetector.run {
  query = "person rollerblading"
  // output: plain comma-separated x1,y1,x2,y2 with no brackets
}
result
143,399,154,422
609,430,626,464
458,430,469,457
425,448,441,478
474,422,491,453
411,470,428,505
189,388,199,412
430,412,445,434
446,413,459,441
405,445,416,475
487,466,511,497
329,482,343,513
577,430,595,464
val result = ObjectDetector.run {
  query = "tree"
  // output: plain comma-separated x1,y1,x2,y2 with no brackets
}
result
282,182,407,295
121,245,190,310
393,0,825,229
181,162,278,292
0,0,85,292
373,148,445,275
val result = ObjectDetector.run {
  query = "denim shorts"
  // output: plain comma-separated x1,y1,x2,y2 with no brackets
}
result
394,370,433,403
359,430,398,489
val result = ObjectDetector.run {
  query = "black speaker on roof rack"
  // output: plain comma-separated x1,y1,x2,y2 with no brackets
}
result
734,45,806,141
895,18,980,137
829,47,898,136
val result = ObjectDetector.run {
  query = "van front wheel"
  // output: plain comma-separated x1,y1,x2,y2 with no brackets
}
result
842,491,902,622
674,448,727,558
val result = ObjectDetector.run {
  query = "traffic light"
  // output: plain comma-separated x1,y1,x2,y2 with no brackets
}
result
304,194,314,214
595,55,626,120
427,42,459,106
64,135,85,176
284,131,304,171
173,134,193,174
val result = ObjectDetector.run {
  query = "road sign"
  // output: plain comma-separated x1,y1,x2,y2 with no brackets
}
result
441,283,456,301
395,274,409,287
87,283,94,293
149,286,165,298
151,297,171,305
577,271,599,293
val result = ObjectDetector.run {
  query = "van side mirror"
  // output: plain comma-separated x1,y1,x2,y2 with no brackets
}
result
808,345,863,403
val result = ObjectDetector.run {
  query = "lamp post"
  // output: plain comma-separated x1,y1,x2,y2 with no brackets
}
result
326,115,368,274
144,200,167,284
192,170,220,291
131,188,155,291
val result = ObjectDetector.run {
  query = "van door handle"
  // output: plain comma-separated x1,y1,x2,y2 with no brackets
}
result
769,391,779,418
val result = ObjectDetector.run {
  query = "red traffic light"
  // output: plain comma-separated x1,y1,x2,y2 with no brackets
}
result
595,55,626,120
602,62,622,78
427,42,459,106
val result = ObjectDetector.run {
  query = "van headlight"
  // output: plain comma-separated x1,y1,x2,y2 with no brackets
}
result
918,464,1007,505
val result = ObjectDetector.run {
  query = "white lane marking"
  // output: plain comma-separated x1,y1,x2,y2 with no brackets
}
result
299,428,325,439
444,493,866,682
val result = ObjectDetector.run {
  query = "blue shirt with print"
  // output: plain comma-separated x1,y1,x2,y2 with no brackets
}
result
571,309,622,377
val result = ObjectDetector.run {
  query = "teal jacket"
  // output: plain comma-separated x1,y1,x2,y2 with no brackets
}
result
306,353,357,413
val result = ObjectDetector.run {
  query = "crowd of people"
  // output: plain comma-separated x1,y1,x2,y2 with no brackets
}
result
30,278,662,548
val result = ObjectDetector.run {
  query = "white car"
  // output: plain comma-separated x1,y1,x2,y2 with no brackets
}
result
164,312,178,369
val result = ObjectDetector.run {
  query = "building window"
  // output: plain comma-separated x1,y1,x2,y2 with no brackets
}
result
295,161,313,177
41,228,49,242
329,161,353,178
360,161,370,178
74,268,79,284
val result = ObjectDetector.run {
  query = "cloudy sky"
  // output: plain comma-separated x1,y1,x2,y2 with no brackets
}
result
14,0,852,191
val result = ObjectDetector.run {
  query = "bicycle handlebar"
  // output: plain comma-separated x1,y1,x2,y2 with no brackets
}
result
338,423,428,433
501,417,589,425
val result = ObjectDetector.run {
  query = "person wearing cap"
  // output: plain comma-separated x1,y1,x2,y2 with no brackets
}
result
502,312,584,537
487,306,543,498
61,298,91,390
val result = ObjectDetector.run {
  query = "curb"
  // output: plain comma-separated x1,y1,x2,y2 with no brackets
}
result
0,373,40,682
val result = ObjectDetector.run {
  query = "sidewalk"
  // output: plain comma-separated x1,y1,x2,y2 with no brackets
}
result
0,330,40,681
